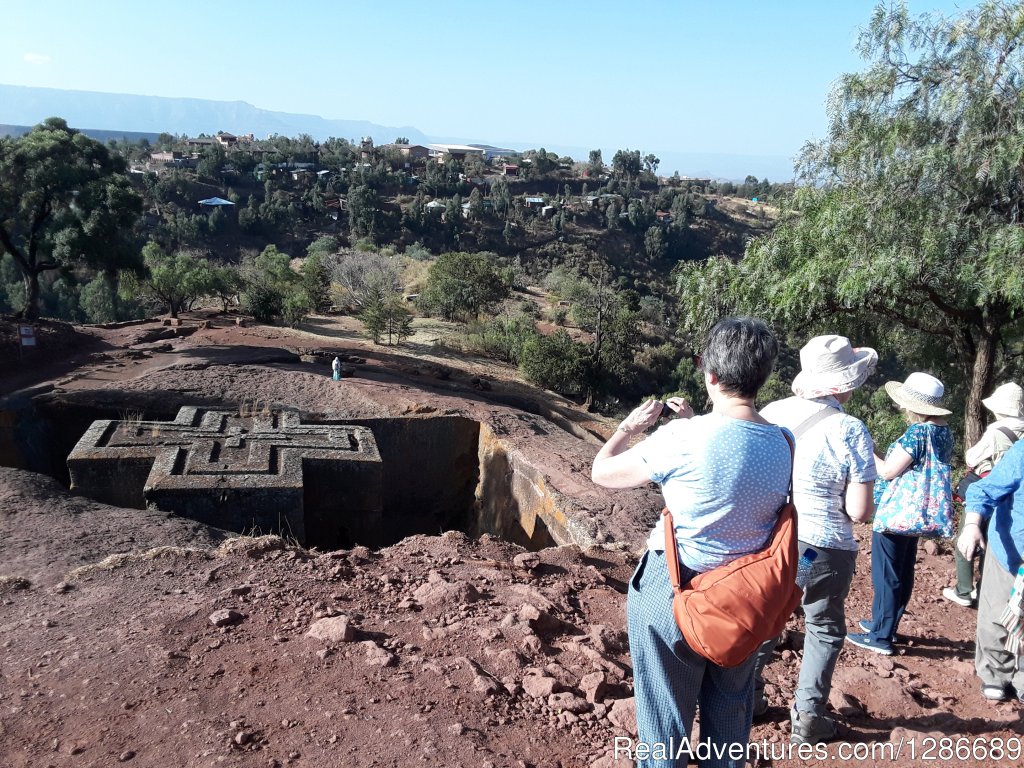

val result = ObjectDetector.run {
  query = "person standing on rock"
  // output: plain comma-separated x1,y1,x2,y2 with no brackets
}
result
751,335,877,745
332,356,342,381
959,436,1024,703
592,317,792,768
943,383,1024,608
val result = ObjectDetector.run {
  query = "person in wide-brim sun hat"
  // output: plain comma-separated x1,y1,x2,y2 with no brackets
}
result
982,382,1024,419
791,335,878,399
848,370,954,657
883,372,952,416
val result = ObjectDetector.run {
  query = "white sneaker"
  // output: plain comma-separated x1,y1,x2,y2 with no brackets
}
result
942,587,973,607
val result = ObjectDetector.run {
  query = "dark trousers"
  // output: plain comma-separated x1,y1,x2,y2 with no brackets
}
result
866,531,919,642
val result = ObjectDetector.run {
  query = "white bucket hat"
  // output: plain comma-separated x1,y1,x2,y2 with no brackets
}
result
982,382,1024,418
884,372,951,416
791,335,878,399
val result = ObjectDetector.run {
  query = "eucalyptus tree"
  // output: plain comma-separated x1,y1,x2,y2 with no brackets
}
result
676,1,1024,444
0,117,141,318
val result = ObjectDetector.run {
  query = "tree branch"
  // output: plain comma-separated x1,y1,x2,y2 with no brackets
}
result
0,225,28,272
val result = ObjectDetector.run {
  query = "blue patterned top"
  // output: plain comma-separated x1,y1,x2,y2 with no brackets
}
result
635,413,793,572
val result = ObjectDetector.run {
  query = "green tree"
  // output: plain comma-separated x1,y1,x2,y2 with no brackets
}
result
419,251,510,321
587,149,604,178
527,148,557,177
300,252,331,312
675,1,1024,446
239,245,304,324
611,149,642,182
566,264,642,399
467,188,484,220
80,274,119,323
644,226,667,260
0,117,142,318
359,283,413,345
196,144,226,179
209,264,244,312
121,242,215,318
347,184,380,240
520,330,590,393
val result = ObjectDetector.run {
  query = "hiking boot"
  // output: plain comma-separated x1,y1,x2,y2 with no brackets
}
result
846,632,894,656
942,587,974,607
982,683,1010,702
790,708,837,745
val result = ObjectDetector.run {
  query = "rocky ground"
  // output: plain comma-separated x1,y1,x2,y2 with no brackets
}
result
1,313,1023,767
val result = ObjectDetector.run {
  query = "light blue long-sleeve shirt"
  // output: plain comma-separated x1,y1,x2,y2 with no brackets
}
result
964,438,1024,572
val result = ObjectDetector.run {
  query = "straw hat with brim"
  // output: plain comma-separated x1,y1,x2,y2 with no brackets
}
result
791,335,878,399
982,382,1024,418
884,372,951,416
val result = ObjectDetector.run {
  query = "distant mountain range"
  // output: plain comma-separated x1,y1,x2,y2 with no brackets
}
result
0,83,794,181
0,83,429,146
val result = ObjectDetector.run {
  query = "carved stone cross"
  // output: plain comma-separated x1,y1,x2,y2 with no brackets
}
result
67,406,383,549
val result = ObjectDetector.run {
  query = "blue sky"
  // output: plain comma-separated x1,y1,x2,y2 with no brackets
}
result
3,0,981,178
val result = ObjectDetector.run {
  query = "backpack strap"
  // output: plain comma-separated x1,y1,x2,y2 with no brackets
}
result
995,426,1020,445
791,405,841,439
663,428,796,592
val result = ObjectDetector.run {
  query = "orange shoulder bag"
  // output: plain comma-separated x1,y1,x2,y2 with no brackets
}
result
663,431,800,668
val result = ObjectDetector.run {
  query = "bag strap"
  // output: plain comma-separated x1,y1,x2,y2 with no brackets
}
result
995,426,1020,445
792,405,841,439
663,428,796,593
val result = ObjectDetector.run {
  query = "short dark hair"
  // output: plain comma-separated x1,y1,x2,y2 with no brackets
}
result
699,317,778,398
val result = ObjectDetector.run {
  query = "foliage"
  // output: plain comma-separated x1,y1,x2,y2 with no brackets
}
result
675,1,1024,445
611,149,642,182
359,282,413,345
0,117,142,318
306,235,339,259
404,242,433,261
347,184,380,240
519,330,591,393
418,251,510,322
465,314,538,364
121,242,215,318
300,252,331,312
239,245,307,325
209,264,244,312
561,264,644,397
644,226,667,260
330,249,402,311
79,275,119,323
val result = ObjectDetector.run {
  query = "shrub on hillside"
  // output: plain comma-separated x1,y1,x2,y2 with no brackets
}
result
519,330,590,393
465,314,538,364
418,251,510,322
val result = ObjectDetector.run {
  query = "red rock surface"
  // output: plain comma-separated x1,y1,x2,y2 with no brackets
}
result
1,314,1022,767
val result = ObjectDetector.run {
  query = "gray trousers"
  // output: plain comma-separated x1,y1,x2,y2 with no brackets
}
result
754,543,857,717
975,546,1024,691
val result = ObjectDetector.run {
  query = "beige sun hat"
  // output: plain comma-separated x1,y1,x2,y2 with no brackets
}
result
791,335,878,399
982,382,1024,418
884,372,952,416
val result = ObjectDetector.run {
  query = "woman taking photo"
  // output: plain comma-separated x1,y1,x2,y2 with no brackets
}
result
592,317,793,768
